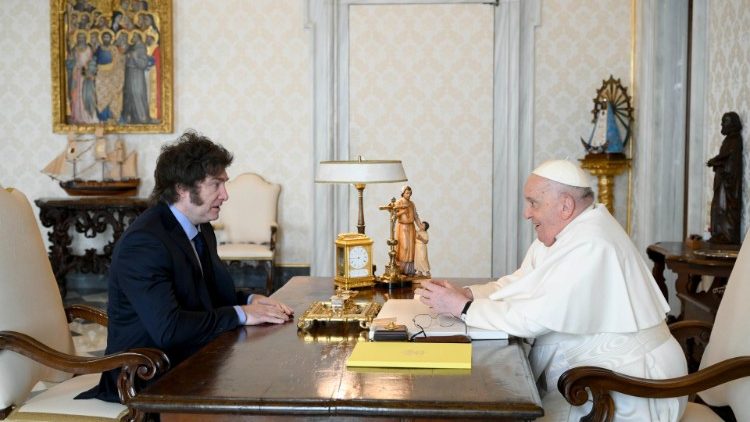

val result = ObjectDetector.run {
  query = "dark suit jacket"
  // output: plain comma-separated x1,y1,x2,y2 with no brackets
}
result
79,202,250,402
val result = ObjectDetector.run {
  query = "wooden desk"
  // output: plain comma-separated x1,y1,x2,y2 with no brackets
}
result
130,277,543,421
647,242,737,322
34,197,148,297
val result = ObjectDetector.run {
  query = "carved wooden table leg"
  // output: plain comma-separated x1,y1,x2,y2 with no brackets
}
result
646,247,668,301
672,271,693,321
37,205,76,297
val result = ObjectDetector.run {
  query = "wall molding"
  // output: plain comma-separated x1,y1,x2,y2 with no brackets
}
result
308,0,539,277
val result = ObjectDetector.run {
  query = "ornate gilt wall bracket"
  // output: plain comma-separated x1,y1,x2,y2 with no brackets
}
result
579,155,631,215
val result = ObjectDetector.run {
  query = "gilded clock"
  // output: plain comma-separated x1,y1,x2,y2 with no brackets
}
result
335,232,375,289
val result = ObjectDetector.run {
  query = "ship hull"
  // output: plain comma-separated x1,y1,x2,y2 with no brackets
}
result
59,179,140,196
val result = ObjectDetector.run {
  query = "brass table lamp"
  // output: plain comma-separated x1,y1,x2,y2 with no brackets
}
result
316,157,407,288
316,157,407,234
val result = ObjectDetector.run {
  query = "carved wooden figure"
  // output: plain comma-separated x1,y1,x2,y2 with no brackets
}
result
394,185,422,275
707,111,743,244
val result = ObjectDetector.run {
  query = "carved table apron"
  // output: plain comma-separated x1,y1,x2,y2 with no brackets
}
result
647,241,737,322
35,197,148,297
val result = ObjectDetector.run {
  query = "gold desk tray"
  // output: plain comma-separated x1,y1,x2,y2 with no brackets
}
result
693,249,739,259
375,274,430,284
297,300,382,331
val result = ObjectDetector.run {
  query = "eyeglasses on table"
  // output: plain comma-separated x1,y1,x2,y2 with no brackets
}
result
410,312,468,341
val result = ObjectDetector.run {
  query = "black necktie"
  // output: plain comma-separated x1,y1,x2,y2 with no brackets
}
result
193,231,207,260
193,231,220,306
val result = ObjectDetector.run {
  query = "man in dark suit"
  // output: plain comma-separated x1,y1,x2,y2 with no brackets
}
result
79,130,293,403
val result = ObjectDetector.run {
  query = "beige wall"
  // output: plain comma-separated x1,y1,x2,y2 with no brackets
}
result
534,0,633,226
1,0,748,273
0,0,312,265
348,4,494,277
706,0,750,235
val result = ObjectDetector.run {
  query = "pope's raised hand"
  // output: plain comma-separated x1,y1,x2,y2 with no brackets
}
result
415,279,469,317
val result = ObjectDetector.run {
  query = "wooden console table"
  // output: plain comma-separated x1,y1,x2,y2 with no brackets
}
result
647,241,738,322
34,197,148,297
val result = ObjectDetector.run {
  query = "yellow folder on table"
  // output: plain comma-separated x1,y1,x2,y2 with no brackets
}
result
346,341,471,369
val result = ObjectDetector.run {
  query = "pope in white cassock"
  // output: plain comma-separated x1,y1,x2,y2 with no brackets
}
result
416,160,688,422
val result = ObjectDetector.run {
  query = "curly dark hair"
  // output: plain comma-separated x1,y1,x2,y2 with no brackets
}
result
149,130,233,205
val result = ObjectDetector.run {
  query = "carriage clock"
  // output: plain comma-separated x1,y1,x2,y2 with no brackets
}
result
335,233,375,289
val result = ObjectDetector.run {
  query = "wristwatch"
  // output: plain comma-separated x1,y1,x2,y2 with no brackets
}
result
460,300,473,321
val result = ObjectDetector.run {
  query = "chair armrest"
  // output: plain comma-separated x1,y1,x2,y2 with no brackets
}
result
0,330,169,404
270,222,278,251
669,319,713,340
558,356,750,422
66,304,108,327
669,319,714,373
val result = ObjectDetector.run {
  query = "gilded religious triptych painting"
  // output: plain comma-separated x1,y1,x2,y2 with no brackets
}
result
50,0,173,133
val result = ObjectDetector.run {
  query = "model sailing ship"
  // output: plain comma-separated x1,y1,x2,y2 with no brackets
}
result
42,128,140,196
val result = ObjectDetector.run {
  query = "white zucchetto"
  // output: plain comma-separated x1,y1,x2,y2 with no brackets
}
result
532,160,591,188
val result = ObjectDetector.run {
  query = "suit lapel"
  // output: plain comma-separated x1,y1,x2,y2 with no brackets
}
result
198,223,229,304
169,224,201,271
161,207,200,269
160,205,214,310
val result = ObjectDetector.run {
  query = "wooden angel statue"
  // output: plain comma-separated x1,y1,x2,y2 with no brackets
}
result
414,221,430,277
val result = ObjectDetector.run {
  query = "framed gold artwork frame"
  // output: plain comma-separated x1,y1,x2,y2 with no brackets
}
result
50,0,173,133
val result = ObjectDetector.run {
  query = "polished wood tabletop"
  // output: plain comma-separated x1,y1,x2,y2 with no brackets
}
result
130,277,543,421
647,241,738,267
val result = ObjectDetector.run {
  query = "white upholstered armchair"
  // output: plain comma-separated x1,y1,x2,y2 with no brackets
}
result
213,172,281,295
0,186,168,422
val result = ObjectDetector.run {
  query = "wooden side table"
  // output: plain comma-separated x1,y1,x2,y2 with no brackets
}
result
646,241,737,322
34,197,148,297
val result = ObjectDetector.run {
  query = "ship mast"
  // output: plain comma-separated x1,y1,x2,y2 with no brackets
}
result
64,133,79,179
94,127,108,179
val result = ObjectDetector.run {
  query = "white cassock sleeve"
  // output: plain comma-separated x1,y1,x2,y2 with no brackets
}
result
465,297,551,338
463,244,550,337
463,207,669,336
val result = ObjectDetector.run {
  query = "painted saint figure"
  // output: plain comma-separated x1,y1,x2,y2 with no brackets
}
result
121,30,152,124
94,30,125,122
69,30,98,124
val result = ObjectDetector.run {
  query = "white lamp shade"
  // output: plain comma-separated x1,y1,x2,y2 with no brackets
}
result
316,160,407,184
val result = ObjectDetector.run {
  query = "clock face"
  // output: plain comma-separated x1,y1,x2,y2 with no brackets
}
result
348,246,369,270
